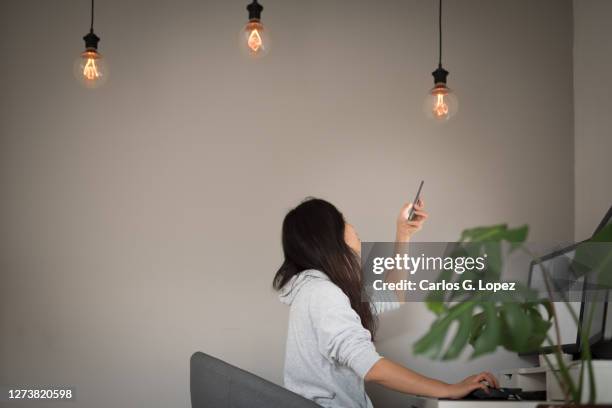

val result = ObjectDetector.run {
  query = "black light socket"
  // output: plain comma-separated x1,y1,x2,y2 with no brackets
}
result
83,31,100,50
432,66,449,85
247,0,263,20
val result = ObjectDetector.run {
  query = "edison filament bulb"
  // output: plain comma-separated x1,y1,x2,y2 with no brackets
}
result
424,67,458,121
241,0,269,58
74,31,107,89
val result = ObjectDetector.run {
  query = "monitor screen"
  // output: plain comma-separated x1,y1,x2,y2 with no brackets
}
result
529,245,585,352
589,204,611,349
581,287,607,344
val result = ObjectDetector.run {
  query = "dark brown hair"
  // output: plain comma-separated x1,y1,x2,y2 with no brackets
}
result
273,198,377,337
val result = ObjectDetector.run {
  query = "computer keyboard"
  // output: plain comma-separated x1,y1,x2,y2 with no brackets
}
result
463,387,547,401
465,387,523,400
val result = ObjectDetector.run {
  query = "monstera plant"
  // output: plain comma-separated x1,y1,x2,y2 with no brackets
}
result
413,223,612,405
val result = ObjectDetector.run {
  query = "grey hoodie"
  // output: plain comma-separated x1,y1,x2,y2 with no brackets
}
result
279,269,399,408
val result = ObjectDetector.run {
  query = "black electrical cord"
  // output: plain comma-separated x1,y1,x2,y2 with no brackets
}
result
90,0,95,32
82,0,99,50
438,0,442,68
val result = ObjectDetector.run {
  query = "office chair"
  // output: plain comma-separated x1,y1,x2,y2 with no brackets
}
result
190,351,320,408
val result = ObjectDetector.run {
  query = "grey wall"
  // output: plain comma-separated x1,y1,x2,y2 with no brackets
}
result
573,0,612,240
0,1,574,407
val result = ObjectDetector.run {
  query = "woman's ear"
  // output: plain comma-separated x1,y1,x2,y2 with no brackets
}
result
344,223,361,256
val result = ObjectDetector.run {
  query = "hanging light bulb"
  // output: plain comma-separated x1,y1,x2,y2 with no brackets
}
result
424,67,458,121
424,0,457,121
241,0,269,57
74,0,107,88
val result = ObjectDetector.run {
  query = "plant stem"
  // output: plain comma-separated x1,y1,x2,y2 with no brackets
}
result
521,247,579,403
581,295,599,403
544,335,578,402
541,350,574,402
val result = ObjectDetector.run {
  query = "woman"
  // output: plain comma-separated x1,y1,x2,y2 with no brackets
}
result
273,198,498,408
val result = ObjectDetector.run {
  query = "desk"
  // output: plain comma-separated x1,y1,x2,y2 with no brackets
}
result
401,395,547,408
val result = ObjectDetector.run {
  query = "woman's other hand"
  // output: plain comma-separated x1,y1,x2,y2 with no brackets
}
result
396,199,428,242
443,371,500,399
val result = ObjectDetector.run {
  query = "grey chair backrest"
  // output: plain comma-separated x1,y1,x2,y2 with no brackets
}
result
190,352,320,408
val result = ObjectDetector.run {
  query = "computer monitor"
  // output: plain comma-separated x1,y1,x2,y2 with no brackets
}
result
528,243,585,354
522,205,612,357
587,203,612,358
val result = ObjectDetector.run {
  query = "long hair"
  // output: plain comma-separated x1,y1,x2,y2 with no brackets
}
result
273,198,377,337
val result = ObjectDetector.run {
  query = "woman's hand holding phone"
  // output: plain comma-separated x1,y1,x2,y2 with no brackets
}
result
396,199,428,243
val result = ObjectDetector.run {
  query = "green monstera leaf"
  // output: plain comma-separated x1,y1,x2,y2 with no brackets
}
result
470,302,501,358
415,224,543,360
413,301,475,360
423,224,529,306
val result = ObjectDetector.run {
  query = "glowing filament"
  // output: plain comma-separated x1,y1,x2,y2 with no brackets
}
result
433,93,449,118
83,57,100,80
248,29,263,52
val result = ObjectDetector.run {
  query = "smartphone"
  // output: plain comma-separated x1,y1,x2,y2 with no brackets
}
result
407,180,424,221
